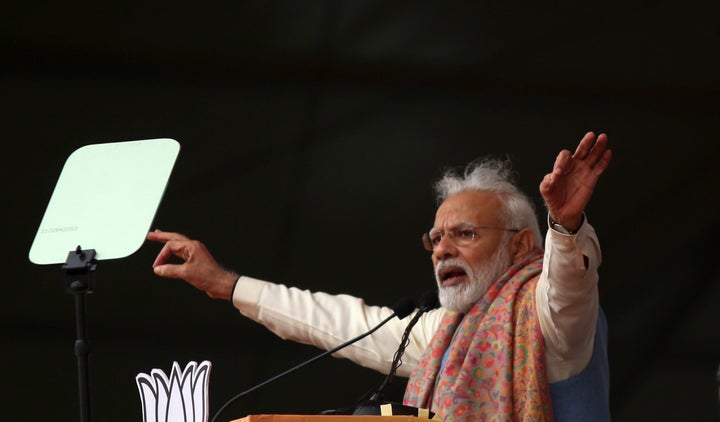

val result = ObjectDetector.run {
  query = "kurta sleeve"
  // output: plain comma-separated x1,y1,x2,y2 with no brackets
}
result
232,276,446,377
536,215,602,382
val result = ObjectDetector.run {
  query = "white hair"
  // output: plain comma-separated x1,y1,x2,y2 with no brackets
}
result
433,157,543,248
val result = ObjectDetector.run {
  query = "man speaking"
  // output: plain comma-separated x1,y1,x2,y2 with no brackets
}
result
148,131,612,421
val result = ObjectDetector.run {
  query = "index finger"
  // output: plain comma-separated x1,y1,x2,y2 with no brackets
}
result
147,230,190,243
152,240,187,267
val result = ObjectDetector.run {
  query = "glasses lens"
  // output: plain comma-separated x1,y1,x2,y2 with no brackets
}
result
453,228,476,246
427,229,443,249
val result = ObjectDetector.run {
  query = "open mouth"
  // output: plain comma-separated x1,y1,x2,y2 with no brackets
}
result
438,265,468,287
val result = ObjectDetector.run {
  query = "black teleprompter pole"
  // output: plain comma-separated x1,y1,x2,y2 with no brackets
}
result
63,246,98,422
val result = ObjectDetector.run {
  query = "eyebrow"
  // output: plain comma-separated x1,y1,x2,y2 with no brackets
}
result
434,222,475,230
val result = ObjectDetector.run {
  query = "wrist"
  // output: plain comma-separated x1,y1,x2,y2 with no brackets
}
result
211,269,240,301
548,214,584,235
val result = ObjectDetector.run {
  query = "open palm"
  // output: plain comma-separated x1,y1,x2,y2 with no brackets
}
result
539,132,612,231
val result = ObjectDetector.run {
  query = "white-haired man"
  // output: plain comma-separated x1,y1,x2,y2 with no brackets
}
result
148,131,612,421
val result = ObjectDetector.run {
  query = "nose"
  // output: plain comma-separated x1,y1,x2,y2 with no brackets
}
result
432,232,458,263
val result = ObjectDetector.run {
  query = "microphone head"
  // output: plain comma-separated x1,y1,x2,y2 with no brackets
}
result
391,297,416,319
418,290,440,312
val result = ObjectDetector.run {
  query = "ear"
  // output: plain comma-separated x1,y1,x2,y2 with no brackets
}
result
510,228,535,263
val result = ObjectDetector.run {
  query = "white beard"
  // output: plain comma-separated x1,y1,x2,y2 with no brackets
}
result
435,242,512,313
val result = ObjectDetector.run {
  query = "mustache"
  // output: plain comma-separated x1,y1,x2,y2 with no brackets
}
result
435,258,472,282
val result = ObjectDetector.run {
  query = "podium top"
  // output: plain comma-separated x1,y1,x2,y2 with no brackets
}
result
233,416,433,422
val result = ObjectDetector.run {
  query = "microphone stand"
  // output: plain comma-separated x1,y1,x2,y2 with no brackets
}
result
210,297,416,422
350,290,439,417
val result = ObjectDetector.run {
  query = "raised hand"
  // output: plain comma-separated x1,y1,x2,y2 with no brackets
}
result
146,230,238,300
539,132,612,232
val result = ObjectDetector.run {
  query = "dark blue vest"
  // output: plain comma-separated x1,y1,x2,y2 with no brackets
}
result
438,308,611,420
549,307,611,421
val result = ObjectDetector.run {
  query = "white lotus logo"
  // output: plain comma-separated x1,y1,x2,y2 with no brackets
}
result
136,360,212,422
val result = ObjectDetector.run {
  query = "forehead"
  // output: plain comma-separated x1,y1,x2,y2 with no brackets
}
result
434,190,503,227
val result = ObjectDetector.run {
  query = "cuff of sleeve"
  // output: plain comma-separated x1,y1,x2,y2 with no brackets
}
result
547,213,586,236
547,214,591,253
231,275,267,313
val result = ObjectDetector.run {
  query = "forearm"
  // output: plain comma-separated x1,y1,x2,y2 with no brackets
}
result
536,215,601,382
231,276,444,376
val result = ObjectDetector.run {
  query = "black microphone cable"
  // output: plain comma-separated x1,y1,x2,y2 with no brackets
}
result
366,290,440,404
210,296,416,422
352,290,440,415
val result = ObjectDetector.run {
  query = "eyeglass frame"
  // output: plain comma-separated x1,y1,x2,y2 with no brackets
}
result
422,224,521,251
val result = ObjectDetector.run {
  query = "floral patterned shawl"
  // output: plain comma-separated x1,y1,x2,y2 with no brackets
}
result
403,248,553,421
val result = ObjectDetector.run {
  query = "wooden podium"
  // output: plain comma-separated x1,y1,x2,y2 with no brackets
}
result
232,416,434,422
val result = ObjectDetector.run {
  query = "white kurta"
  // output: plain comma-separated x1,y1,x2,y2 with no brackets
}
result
232,217,601,383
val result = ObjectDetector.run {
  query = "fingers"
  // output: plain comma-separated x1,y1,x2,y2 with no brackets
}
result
148,230,192,268
585,133,610,167
552,149,572,176
147,229,190,243
151,239,203,280
152,242,171,267
153,262,185,279
539,172,554,195
540,149,571,196
593,148,612,176
573,132,611,171
152,240,184,267
572,131,596,160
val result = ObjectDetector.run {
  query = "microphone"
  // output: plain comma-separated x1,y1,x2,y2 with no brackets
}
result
374,290,440,400
351,290,440,416
210,296,416,422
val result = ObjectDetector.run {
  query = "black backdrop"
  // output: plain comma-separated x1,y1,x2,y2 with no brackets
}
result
4,1,719,421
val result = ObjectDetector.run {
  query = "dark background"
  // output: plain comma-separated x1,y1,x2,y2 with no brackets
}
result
4,1,719,421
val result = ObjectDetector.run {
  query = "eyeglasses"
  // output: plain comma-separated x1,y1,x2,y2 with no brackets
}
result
422,225,520,251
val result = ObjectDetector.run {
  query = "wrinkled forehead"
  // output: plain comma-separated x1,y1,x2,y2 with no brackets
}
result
434,190,503,228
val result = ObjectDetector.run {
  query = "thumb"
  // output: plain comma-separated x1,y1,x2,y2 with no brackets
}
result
153,264,181,279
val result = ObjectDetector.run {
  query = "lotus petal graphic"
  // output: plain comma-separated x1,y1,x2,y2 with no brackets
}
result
136,360,212,422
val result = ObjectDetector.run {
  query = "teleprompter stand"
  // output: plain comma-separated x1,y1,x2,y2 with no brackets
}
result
28,138,180,421
63,246,98,422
